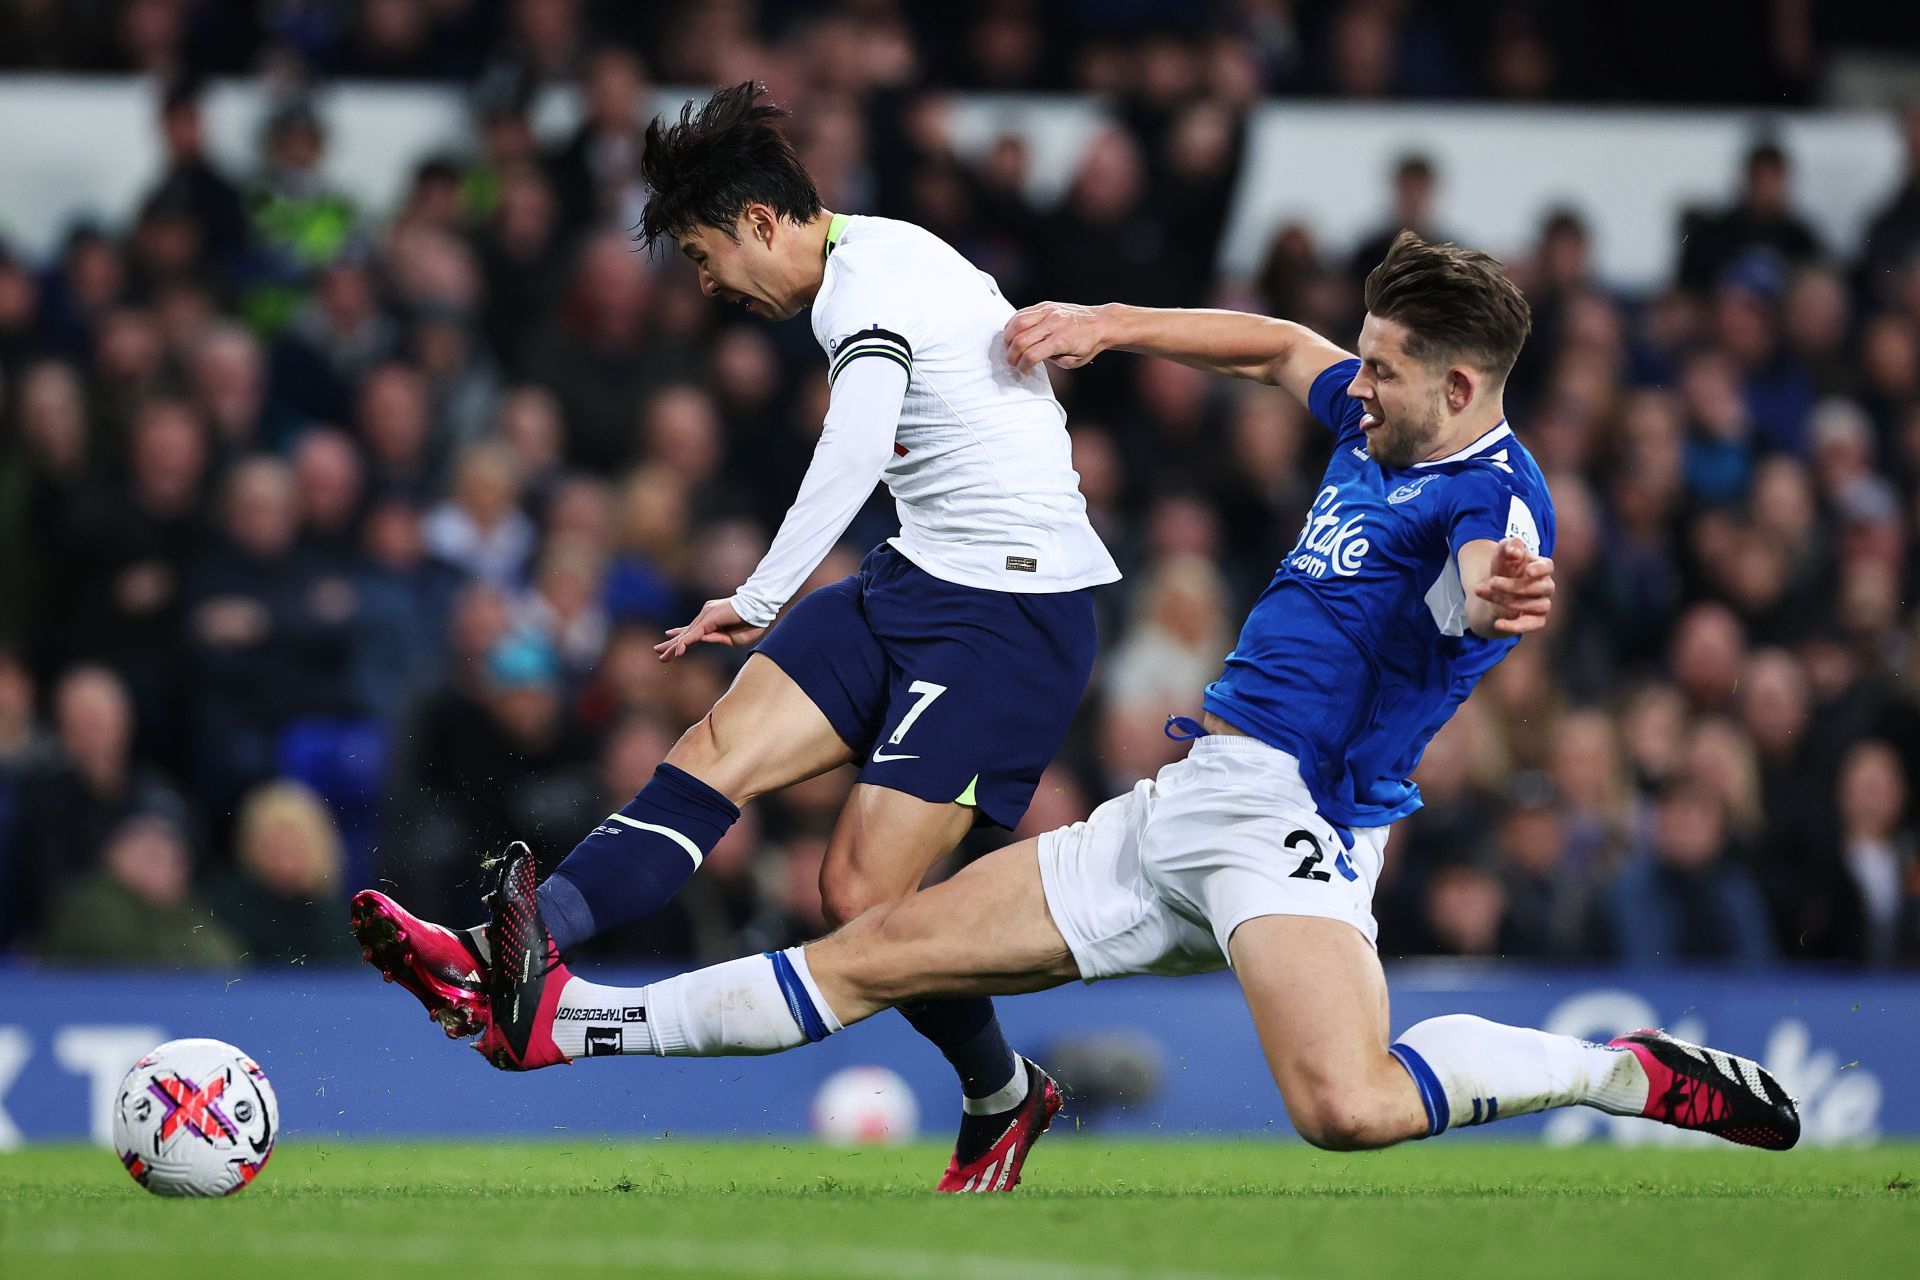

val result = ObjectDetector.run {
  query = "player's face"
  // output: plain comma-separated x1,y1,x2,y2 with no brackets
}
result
678,217,803,321
1349,314,1448,468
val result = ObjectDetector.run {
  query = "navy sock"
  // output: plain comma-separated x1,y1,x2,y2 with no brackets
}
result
535,762,740,952
899,997,1020,1100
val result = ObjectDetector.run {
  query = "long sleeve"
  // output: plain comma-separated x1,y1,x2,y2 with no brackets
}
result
728,353,910,627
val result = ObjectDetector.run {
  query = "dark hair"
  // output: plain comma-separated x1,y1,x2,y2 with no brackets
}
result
1541,205,1587,240
160,75,203,117
637,81,822,250
1394,153,1436,183
1745,139,1788,173
1362,230,1532,382
414,155,463,187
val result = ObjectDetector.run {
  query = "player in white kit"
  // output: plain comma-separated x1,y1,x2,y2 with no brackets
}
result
351,81,1118,1192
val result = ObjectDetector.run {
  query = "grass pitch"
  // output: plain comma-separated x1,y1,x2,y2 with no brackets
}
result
3,1139,1914,1280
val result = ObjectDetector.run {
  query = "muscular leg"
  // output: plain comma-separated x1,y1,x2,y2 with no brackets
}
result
813,785,1027,1109
536,655,856,950
1229,914,1655,1149
817,784,976,924
667,655,858,805
814,833,1078,1012
534,841,1789,1154
541,837,1079,1059
1228,915,1427,1150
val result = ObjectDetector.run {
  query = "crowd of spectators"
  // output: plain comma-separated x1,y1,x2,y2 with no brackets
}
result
0,0,1909,106
3,9,1920,972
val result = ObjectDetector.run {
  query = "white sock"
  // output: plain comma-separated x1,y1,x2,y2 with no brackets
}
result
464,925,491,965
963,1062,1031,1116
550,949,843,1060
1390,1014,1649,1135
548,973,660,1058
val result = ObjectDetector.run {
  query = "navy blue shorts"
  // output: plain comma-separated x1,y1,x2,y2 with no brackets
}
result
755,544,1098,829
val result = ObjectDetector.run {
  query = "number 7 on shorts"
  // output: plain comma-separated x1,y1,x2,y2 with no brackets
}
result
872,680,947,763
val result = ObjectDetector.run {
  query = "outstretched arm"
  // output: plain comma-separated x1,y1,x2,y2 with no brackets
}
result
657,355,906,661
1004,301,1354,404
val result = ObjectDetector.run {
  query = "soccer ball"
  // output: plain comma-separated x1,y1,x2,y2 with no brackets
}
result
111,1038,279,1196
810,1065,920,1145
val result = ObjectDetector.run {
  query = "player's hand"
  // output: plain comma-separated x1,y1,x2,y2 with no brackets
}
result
1473,536,1556,635
655,598,767,662
1004,301,1109,373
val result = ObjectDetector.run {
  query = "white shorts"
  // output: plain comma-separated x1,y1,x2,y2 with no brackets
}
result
1037,735,1390,982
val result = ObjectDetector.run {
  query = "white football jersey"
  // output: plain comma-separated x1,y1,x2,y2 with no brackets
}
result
810,215,1120,596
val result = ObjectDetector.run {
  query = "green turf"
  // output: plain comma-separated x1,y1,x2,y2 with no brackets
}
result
2,1139,1914,1280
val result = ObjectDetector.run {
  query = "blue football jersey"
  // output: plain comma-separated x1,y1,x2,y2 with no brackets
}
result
1202,357,1557,828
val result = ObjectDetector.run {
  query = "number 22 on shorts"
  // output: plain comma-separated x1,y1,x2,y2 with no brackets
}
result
871,680,947,763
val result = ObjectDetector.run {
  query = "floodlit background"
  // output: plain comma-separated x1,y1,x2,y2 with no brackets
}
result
1,1,1917,1146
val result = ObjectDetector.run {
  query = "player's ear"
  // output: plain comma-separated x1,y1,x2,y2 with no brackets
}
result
744,204,777,249
1446,366,1475,413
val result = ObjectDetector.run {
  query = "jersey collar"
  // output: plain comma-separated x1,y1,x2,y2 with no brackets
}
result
823,212,852,259
1412,420,1511,468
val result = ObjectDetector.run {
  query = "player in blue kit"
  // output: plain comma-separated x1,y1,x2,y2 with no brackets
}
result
469,233,1800,1167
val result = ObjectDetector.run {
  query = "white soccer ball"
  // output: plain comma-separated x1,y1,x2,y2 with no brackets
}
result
111,1038,279,1197
810,1065,921,1146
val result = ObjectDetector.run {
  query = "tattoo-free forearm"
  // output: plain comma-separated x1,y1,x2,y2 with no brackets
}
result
1097,303,1308,383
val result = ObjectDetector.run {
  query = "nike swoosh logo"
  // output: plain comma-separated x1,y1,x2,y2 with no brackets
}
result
870,749,920,763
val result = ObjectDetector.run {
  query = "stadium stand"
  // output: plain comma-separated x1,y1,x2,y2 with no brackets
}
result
1,0,1918,974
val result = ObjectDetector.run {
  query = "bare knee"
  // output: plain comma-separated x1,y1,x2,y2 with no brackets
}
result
1288,1099,1378,1152
818,862,906,928
665,715,749,804
1283,1076,1417,1151
817,903,926,1006
666,713,720,772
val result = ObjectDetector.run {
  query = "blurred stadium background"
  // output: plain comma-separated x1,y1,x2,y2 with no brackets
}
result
3,0,1920,1150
